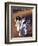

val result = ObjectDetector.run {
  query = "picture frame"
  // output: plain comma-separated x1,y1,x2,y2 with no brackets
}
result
5,2,37,44
37,4,38,42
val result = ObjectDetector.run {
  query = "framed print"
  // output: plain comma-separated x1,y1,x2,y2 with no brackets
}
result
5,2,37,44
